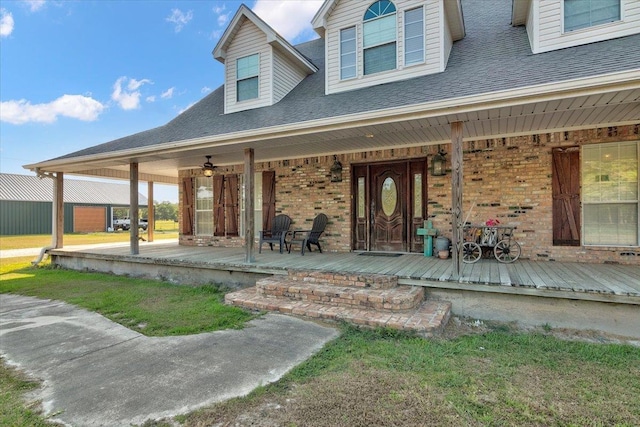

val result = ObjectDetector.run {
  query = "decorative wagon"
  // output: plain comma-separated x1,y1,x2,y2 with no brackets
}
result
462,224,521,264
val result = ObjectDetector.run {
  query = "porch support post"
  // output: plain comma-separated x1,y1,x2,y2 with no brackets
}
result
130,162,140,255
244,148,255,263
53,172,64,248
147,181,154,242
450,121,464,280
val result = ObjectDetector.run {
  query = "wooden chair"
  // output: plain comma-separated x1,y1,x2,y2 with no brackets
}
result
287,213,328,255
259,214,291,254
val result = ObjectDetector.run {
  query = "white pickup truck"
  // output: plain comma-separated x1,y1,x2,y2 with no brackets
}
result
113,218,148,231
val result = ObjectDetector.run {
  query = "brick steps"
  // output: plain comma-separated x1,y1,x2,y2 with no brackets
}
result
226,287,451,336
226,270,452,336
256,277,424,312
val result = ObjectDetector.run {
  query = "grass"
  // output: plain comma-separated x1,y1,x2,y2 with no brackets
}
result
0,220,178,250
181,326,640,426
0,259,255,336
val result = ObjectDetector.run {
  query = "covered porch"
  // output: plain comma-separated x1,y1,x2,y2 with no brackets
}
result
48,241,640,338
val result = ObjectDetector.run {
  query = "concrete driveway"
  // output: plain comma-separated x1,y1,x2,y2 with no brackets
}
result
0,294,338,426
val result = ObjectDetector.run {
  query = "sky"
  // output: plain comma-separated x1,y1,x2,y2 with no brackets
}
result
0,0,324,203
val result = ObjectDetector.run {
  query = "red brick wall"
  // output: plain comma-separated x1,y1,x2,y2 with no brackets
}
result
179,124,640,264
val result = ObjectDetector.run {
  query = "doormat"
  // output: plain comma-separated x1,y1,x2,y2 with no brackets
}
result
358,252,403,257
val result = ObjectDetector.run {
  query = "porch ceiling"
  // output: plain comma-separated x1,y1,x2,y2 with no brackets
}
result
40,86,640,184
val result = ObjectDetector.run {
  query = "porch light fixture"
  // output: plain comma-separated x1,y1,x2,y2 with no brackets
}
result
330,155,343,183
431,149,447,176
202,155,215,177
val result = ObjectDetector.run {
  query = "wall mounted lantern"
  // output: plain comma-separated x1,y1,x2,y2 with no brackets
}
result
202,155,215,177
431,150,447,176
330,155,343,182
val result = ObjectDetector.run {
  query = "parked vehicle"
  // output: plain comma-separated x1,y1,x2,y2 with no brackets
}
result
113,218,148,231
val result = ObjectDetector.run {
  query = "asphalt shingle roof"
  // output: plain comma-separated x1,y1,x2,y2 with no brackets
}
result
0,173,148,205
54,0,640,162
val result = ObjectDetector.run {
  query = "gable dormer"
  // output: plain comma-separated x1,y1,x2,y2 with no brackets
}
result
312,0,464,95
512,0,640,54
213,4,318,114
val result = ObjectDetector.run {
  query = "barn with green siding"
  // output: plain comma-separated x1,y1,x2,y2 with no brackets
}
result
0,173,147,235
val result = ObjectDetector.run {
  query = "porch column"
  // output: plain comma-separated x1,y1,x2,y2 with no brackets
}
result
450,121,464,280
52,172,64,248
244,148,255,263
130,162,140,255
147,181,154,242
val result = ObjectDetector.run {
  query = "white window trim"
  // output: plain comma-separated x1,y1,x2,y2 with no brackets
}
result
561,0,623,35
236,53,260,103
195,176,214,237
581,141,640,248
339,26,358,81
362,2,398,76
403,6,425,68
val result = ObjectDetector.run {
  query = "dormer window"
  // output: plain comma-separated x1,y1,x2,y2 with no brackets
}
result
564,0,620,32
236,54,259,102
363,0,397,75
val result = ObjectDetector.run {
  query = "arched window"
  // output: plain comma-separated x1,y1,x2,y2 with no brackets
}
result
363,0,397,75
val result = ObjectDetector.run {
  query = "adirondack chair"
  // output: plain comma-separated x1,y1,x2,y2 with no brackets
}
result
259,214,292,254
287,213,328,255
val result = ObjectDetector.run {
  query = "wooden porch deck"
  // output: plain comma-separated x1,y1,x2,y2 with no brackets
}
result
50,241,640,305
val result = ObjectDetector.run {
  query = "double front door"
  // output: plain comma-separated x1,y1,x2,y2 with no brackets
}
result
352,160,427,253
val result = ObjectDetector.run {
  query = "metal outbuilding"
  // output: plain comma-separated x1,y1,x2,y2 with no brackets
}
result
0,173,148,235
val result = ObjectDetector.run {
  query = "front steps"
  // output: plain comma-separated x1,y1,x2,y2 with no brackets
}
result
225,270,452,337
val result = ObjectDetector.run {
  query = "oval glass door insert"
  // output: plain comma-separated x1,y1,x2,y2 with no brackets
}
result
381,177,397,216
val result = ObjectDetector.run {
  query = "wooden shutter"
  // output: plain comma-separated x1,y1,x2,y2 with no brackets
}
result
225,174,239,236
181,177,194,235
213,175,225,236
552,147,581,246
262,170,276,231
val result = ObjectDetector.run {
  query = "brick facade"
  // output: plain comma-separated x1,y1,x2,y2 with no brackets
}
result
180,124,640,265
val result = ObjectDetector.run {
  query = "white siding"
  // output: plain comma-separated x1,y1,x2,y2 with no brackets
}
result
325,0,443,95
533,0,640,53
525,0,538,53
272,48,308,104
225,19,272,114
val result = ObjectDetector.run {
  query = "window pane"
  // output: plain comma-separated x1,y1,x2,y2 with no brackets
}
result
364,42,396,75
237,76,258,101
358,177,365,218
340,27,357,80
237,54,259,80
239,173,263,238
364,0,396,20
195,177,213,236
582,142,639,246
381,177,397,216
405,8,423,65
584,204,637,246
565,0,620,32
364,14,396,48
414,173,422,217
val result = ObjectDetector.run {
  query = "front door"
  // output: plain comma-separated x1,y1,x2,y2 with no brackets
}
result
352,160,427,252
371,163,406,251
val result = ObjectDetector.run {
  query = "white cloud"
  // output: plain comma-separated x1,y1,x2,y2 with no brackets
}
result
201,86,211,94
0,94,105,124
23,0,46,12
111,76,152,110
252,0,323,41
146,96,156,103
161,87,175,99
166,8,193,33
0,8,14,37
